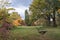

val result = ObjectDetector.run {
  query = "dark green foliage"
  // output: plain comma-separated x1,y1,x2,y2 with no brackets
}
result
29,0,60,27
25,10,30,26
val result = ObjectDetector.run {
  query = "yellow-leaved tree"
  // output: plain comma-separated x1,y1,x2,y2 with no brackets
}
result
9,12,23,26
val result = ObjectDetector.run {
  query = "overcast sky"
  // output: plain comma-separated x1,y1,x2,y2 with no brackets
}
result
10,0,32,19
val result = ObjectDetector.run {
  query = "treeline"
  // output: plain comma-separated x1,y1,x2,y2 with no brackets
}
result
25,0,60,27
1,0,60,28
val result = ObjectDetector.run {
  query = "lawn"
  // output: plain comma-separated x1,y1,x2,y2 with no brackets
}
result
0,26,60,40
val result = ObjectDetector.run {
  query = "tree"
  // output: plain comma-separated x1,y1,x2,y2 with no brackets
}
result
10,12,21,20
0,0,11,8
0,0,15,29
25,10,30,26
56,9,60,26
29,0,60,27
10,12,23,26
46,0,60,27
29,0,48,26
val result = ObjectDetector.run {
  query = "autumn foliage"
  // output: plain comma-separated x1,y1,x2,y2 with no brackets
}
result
12,19,23,26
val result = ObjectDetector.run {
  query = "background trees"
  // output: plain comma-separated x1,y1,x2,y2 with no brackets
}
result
0,0,24,28
25,10,30,26
0,0,60,27
29,0,60,27
10,12,23,26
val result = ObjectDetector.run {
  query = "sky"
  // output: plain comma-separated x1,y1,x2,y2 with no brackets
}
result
9,0,32,20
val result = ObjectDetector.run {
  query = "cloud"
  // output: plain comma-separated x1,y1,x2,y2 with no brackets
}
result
8,0,32,20
0,0,32,20
14,6,29,20
8,6,29,20
9,0,13,3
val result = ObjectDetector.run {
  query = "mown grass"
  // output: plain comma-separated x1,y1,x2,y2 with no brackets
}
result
0,26,60,40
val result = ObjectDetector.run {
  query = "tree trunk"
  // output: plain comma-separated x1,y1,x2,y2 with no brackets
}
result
48,13,51,26
46,13,51,26
53,8,57,27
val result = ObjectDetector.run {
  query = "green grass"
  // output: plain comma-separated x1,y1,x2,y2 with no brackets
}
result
46,27,60,40
0,26,60,40
10,27,39,40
